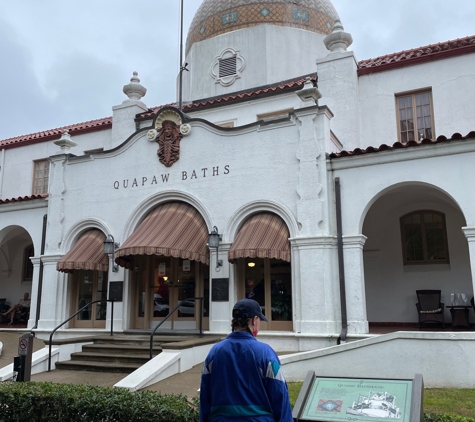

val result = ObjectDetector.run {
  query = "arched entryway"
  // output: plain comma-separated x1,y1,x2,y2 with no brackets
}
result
0,226,35,326
115,201,210,330
57,229,109,329
229,212,292,331
362,183,471,326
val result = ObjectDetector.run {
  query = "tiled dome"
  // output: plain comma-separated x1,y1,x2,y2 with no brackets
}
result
186,0,340,53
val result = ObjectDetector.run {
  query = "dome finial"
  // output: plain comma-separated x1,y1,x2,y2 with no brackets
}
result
324,20,353,53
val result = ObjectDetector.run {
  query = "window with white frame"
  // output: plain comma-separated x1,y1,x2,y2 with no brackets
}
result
396,90,434,143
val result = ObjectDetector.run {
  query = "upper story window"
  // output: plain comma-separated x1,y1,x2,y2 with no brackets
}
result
216,121,235,128
257,108,293,122
33,159,50,195
396,90,434,143
400,210,449,265
84,148,104,155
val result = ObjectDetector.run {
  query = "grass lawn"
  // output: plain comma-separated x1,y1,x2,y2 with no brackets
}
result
288,383,475,418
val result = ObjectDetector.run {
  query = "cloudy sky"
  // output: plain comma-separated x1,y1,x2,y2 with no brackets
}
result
1,0,474,140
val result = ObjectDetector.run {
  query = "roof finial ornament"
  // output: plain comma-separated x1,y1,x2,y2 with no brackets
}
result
123,71,147,102
324,20,353,53
54,130,77,154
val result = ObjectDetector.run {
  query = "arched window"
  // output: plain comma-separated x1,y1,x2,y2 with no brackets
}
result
400,210,449,265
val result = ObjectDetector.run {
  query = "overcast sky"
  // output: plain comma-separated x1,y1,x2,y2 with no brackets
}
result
1,0,474,140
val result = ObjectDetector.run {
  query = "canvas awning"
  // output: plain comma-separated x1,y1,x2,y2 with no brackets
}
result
115,201,209,268
57,229,109,273
228,212,291,263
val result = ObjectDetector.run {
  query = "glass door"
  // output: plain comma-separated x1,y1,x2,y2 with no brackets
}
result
152,257,197,329
131,255,209,330
72,270,108,329
239,258,292,331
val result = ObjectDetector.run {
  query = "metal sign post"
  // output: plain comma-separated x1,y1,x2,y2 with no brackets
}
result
14,333,34,382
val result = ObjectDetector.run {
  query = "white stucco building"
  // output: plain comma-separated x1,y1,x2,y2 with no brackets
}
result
1,0,474,351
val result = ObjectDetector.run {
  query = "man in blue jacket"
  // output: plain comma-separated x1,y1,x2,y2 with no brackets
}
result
200,298,293,421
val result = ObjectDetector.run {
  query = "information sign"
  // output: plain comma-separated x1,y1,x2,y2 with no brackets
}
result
108,281,124,302
211,278,229,301
293,372,423,422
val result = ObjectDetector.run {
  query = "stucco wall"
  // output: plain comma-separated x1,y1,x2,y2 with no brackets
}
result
280,332,475,388
358,54,475,148
183,25,327,103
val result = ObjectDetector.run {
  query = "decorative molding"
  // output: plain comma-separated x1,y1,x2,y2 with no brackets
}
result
342,234,367,248
462,226,475,240
154,111,183,167
210,48,245,87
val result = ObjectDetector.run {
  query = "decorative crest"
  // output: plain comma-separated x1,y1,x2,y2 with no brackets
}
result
154,110,183,167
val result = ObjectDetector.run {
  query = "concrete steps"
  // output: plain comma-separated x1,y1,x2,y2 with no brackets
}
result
54,334,199,373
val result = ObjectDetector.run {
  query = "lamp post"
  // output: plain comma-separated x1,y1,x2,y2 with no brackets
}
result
208,226,223,271
103,235,119,272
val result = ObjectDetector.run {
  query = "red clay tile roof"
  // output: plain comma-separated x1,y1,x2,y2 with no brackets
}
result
0,117,112,149
0,194,49,205
3,32,474,148
137,74,317,119
358,35,475,75
329,131,475,159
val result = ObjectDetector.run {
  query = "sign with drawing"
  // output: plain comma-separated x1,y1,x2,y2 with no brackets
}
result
293,372,423,422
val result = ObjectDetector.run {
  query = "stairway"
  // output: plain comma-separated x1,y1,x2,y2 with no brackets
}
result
54,334,197,373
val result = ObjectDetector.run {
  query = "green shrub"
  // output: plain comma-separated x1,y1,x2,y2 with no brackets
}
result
0,382,198,422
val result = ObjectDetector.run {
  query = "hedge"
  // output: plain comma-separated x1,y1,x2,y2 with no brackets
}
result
0,382,199,422
0,382,473,422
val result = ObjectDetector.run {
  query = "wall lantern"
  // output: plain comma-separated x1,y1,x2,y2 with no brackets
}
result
207,226,223,271
103,234,120,272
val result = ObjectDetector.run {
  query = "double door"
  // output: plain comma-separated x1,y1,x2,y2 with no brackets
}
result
238,257,292,331
71,270,108,329
133,255,209,330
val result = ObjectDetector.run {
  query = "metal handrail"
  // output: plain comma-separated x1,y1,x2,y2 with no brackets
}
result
149,297,204,359
48,299,115,372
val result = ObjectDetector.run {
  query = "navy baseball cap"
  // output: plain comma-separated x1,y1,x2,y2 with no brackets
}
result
232,299,268,322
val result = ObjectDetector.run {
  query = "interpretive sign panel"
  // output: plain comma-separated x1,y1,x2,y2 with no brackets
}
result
212,278,229,301
109,281,124,302
293,372,423,422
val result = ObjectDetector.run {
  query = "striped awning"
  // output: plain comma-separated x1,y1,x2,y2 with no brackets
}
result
57,229,109,273
115,202,209,268
228,213,291,263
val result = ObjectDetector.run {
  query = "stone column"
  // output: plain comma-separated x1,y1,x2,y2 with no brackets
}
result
28,257,41,329
209,242,232,333
292,236,340,334
35,254,66,330
343,234,369,334
462,227,475,296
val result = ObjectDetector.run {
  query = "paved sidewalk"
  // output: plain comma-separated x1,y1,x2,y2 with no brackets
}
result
0,331,201,397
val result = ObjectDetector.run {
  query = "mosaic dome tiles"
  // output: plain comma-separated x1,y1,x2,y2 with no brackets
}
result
186,0,340,53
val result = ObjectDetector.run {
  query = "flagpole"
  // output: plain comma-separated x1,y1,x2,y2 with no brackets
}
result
178,0,184,110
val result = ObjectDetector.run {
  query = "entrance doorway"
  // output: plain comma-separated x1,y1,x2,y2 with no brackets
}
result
132,255,209,330
71,270,108,328
237,257,292,331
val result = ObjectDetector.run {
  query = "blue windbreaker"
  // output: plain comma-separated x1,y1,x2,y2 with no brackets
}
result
200,331,293,422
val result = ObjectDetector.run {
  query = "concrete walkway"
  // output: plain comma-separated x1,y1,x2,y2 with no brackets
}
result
0,331,201,397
